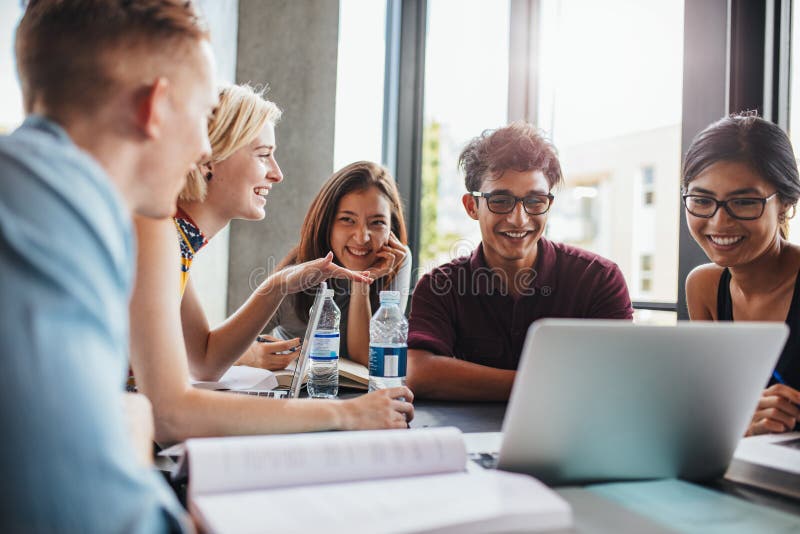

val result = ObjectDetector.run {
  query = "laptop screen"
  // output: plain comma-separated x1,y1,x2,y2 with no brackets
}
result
286,282,327,398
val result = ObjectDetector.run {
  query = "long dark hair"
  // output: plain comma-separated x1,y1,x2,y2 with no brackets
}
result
682,112,800,238
279,161,408,321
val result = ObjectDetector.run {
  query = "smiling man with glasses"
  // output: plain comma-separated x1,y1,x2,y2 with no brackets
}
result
406,121,633,401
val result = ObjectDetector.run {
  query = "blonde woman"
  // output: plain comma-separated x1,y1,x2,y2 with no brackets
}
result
130,84,413,443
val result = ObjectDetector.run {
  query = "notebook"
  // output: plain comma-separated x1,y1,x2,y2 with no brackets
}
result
184,427,573,534
725,431,800,499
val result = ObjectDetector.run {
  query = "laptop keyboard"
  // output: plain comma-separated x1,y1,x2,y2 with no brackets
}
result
222,389,288,398
469,452,499,469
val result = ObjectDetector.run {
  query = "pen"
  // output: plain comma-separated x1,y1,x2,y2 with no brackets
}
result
773,370,800,416
257,335,302,354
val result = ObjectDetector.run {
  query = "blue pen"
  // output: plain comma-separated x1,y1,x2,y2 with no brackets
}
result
773,370,800,415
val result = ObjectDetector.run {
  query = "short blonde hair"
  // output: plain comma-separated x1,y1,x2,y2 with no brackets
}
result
181,83,282,201
16,0,209,119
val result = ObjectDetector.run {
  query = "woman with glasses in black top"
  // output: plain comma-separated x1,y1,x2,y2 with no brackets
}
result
684,112,800,436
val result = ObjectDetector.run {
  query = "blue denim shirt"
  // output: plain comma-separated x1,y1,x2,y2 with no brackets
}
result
0,116,187,532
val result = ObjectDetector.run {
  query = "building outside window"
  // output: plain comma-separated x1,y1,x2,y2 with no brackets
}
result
333,0,387,171
788,0,800,244
642,165,655,206
537,0,684,315
418,0,511,273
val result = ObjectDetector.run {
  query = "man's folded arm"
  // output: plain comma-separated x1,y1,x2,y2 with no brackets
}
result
407,348,515,401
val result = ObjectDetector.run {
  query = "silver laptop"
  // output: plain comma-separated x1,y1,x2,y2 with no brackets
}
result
222,282,326,399
497,319,788,485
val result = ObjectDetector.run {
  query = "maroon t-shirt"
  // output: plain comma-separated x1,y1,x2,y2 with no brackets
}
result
408,239,633,370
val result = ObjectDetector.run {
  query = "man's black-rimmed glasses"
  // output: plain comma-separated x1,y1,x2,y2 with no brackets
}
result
682,192,777,220
471,191,554,215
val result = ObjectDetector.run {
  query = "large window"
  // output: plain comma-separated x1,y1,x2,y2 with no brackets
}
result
537,0,684,308
418,0,511,272
789,0,800,243
333,0,388,171
0,2,23,133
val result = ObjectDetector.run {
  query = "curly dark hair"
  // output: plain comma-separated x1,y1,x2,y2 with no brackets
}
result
458,121,563,191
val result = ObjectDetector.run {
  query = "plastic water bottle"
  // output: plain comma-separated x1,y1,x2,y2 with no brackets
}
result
369,290,408,392
307,289,340,398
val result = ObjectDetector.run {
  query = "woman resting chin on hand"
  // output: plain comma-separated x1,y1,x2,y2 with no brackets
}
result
256,161,412,368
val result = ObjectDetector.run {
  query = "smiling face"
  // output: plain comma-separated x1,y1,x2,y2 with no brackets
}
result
685,160,784,267
205,122,282,221
463,168,551,269
329,186,392,271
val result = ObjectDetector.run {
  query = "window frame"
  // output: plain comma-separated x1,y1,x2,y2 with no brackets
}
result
382,0,791,318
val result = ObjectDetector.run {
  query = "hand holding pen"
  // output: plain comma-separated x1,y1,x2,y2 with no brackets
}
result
235,335,302,371
745,371,800,436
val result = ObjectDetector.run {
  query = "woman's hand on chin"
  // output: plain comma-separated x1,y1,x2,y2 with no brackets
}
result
365,232,407,281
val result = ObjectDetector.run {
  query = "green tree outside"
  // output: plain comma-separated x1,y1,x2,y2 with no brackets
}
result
420,120,462,268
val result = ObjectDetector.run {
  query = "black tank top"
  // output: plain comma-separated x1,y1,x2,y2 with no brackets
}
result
717,268,800,389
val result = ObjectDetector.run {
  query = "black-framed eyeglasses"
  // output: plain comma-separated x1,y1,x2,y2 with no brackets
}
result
682,192,778,220
471,191,554,215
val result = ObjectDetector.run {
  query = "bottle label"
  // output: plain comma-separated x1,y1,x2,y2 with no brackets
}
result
369,345,407,378
309,332,339,360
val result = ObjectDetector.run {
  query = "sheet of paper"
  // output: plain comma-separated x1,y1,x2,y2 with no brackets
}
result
187,427,467,495
191,470,571,534
463,432,502,454
158,443,185,457
191,365,278,391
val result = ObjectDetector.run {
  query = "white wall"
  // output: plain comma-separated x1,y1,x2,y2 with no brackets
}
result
191,0,238,326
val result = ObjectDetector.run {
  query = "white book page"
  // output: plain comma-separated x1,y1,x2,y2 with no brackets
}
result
730,431,800,474
188,426,466,495
191,470,571,534
338,357,368,382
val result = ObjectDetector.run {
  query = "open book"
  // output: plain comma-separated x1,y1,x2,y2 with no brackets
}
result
725,431,800,499
273,356,369,390
186,427,572,534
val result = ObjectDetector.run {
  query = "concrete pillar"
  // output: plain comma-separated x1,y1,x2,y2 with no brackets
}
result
228,0,340,314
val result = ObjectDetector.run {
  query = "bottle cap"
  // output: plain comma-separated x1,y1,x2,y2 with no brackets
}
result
379,290,401,303
323,289,335,298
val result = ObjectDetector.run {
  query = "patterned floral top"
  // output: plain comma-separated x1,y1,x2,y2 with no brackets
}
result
174,208,208,296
